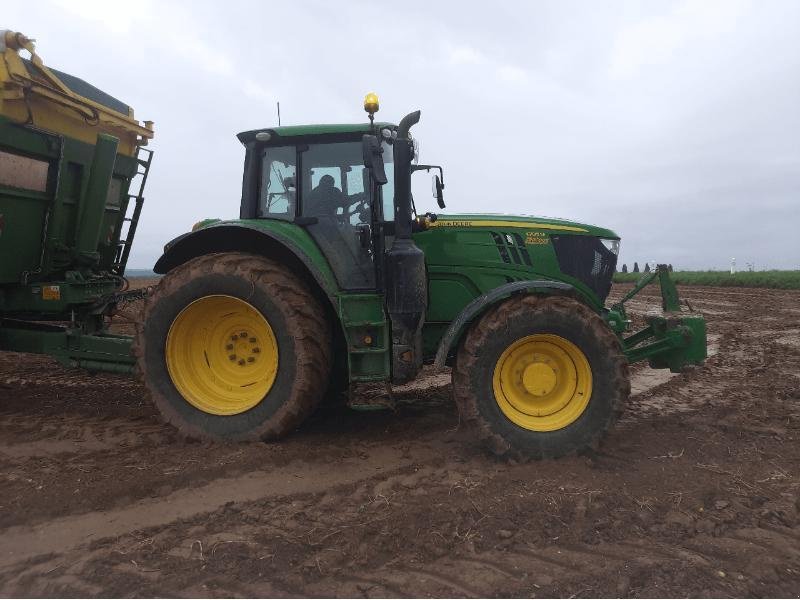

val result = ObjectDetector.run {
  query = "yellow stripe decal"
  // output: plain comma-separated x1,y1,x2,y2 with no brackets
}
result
429,219,588,233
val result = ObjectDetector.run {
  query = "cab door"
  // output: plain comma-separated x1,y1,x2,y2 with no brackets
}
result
300,141,377,290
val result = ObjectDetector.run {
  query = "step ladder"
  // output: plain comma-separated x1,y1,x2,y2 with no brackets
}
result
113,146,153,275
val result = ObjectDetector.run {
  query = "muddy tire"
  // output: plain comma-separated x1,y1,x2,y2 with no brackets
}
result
135,252,331,441
453,295,629,460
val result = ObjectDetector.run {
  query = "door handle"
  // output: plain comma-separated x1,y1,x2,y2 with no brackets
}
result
356,224,371,249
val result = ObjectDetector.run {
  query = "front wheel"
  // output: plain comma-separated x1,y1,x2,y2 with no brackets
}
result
135,252,331,441
453,295,629,460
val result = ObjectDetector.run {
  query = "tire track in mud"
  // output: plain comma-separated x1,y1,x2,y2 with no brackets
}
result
10,469,797,599
0,444,426,568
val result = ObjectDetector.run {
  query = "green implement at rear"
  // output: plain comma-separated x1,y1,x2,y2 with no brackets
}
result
0,30,153,372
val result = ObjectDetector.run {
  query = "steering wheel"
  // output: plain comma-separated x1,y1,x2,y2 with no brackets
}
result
342,193,369,222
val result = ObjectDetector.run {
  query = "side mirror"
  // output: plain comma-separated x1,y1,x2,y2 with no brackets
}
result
361,135,387,185
414,164,446,209
433,175,445,209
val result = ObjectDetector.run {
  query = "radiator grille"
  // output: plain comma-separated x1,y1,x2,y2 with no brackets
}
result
551,235,617,301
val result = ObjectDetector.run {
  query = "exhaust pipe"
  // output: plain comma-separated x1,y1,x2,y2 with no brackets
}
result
392,110,420,239
385,110,426,384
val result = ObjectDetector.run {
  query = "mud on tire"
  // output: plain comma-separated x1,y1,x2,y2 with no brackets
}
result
134,252,331,441
453,295,630,460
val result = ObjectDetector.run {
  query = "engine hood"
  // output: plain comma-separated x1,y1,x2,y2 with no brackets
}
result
426,213,619,240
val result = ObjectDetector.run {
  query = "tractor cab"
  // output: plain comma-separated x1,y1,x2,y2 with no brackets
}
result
236,101,430,383
237,123,398,291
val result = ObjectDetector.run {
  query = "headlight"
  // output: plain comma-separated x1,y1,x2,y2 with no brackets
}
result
600,238,620,255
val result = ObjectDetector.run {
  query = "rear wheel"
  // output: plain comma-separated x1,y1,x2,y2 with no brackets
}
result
135,252,331,441
453,295,629,460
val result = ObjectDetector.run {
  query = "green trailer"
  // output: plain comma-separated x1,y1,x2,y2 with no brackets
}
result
0,30,153,372
0,33,706,460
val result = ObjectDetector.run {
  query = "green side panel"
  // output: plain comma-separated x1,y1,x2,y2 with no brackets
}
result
0,115,137,289
44,137,137,276
414,226,603,308
426,277,479,322
0,117,59,284
415,225,604,359
337,293,390,382
0,186,49,283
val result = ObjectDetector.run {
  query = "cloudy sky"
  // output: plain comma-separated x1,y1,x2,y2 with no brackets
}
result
6,0,799,270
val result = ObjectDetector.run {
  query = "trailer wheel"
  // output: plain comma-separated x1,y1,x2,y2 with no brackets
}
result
453,295,629,460
135,252,331,441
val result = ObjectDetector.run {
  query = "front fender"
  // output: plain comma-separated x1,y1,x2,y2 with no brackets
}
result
432,279,578,370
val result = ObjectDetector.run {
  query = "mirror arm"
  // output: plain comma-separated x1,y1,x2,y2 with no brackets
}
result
412,164,444,187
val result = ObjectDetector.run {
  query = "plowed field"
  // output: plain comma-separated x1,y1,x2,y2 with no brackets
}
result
1,283,798,597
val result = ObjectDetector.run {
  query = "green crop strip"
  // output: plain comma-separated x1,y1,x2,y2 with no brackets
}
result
613,270,800,290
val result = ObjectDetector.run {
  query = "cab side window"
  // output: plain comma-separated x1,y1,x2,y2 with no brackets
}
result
259,146,296,219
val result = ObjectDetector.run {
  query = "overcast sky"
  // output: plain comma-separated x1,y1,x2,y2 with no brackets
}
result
6,0,799,270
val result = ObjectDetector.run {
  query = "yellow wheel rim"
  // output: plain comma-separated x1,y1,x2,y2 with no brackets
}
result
492,334,592,431
165,295,279,416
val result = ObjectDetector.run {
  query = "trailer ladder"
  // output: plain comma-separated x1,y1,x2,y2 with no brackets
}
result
113,146,153,275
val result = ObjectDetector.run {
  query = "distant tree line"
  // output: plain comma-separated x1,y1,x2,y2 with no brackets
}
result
618,263,673,274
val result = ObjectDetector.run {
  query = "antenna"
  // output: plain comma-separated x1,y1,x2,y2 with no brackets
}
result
277,101,281,126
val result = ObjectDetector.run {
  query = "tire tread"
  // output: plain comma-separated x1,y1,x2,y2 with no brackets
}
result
452,294,630,460
133,252,331,441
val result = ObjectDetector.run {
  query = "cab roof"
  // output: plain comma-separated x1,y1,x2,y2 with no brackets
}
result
237,122,395,145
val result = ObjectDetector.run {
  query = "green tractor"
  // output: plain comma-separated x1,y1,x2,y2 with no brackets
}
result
0,30,706,459
136,95,707,459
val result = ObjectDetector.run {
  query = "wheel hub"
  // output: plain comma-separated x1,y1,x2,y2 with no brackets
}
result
522,362,557,396
492,334,593,432
165,295,279,416
226,330,262,366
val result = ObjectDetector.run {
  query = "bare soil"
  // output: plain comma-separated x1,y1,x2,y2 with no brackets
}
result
0,282,798,597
